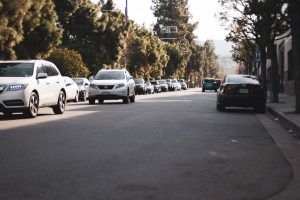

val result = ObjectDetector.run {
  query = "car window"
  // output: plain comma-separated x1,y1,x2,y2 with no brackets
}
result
134,79,143,84
44,65,59,76
73,79,84,85
150,81,158,85
95,71,125,80
226,76,259,84
0,63,34,77
158,80,167,84
204,79,215,83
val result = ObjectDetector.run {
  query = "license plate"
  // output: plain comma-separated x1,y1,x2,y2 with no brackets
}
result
102,91,110,95
239,89,248,94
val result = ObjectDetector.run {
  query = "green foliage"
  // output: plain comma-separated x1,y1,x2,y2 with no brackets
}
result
15,0,63,59
127,25,169,80
47,48,90,77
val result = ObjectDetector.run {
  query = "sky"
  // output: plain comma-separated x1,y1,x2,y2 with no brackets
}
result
92,0,229,41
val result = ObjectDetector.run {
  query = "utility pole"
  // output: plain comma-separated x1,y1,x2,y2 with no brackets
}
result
124,0,128,69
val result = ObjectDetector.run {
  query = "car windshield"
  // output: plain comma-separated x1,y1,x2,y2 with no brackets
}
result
150,81,158,85
158,80,166,84
0,63,34,77
134,79,143,84
227,75,259,84
95,71,125,80
171,80,177,83
178,79,184,82
73,79,84,85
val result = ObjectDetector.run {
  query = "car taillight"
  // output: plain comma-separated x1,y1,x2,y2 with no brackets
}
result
255,85,264,94
223,85,235,93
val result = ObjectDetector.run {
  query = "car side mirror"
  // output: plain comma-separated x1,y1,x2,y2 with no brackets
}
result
37,73,47,79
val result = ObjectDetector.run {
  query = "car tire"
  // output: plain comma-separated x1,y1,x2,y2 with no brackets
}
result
82,91,87,101
217,98,225,111
98,99,104,104
53,90,66,114
130,95,135,103
123,90,130,104
215,89,217,92
89,98,95,104
202,89,205,92
24,92,39,118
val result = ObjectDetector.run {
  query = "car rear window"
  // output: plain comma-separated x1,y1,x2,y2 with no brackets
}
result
226,75,259,84
95,71,125,80
0,63,34,77
134,79,143,84
204,79,215,83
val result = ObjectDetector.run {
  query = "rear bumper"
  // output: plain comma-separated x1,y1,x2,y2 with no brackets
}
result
220,94,265,107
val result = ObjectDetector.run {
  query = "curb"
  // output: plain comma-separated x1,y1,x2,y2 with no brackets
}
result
266,105,300,139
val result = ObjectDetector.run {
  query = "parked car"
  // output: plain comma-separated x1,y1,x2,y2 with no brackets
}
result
178,79,188,90
88,69,135,104
171,79,181,91
202,78,218,92
145,81,154,94
0,60,66,118
165,79,175,91
63,76,79,102
150,81,162,93
157,79,168,92
72,77,90,101
134,78,147,95
216,74,266,113
215,78,221,89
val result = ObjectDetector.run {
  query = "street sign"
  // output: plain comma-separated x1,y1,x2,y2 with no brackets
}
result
254,50,261,62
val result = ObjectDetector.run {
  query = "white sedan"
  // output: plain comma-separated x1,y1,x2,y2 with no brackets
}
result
63,76,79,102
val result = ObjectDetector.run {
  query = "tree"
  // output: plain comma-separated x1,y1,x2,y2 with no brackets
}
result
152,0,196,78
219,0,289,103
15,0,63,59
289,0,300,112
47,48,90,77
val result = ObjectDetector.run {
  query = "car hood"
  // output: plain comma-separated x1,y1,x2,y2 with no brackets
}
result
91,80,126,85
0,77,32,85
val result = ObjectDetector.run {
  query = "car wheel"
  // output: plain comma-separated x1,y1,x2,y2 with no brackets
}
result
215,89,217,92
217,98,225,111
98,98,104,104
130,95,135,103
202,89,205,92
74,92,79,102
24,92,39,118
53,90,66,114
83,91,87,101
123,90,130,104
89,98,95,104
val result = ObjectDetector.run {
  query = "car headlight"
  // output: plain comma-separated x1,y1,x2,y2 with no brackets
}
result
8,84,28,91
115,83,125,89
90,84,98,89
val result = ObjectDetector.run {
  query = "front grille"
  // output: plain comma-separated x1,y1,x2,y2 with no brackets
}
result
3,100,24,107
0,85,6,94
98,85,115,90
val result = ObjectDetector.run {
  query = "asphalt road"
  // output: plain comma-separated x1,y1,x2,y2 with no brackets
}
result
0,88,292,200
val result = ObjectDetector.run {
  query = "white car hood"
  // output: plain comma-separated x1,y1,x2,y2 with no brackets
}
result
0,77,32,85
91,80,126,85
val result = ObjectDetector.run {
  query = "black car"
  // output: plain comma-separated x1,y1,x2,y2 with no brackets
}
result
216,75,266,113
134,78,147,95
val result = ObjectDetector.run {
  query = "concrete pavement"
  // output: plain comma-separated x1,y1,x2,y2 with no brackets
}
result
266,93,300,138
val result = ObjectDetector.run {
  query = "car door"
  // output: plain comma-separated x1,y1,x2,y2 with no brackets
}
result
125,71,135,95
35,64,52,106
44,64,62,104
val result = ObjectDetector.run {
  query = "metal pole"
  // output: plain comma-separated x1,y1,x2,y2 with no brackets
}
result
125,0,128,21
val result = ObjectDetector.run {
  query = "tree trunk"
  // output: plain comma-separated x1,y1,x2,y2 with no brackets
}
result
290,0,300,113
268,43,279,103
259,46,267,100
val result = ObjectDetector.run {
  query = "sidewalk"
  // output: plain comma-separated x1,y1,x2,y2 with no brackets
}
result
266,93,300,138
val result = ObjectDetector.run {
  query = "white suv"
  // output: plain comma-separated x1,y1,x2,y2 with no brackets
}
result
0,60,66,118
88,69,135,104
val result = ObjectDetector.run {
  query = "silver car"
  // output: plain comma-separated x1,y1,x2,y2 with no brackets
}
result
88,69,135,104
